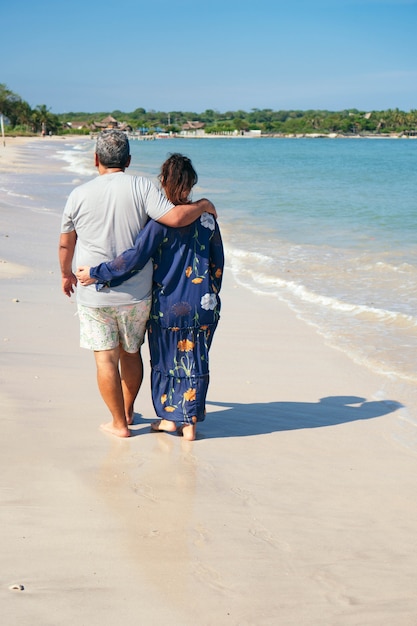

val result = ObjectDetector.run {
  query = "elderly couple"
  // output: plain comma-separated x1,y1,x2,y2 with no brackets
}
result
59,130,223,441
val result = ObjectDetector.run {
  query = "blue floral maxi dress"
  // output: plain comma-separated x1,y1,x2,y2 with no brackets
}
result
90,212,224,426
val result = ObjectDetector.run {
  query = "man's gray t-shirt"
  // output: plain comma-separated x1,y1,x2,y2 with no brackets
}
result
61,172,174,307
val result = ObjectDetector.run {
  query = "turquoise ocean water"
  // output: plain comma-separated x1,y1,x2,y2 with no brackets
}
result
2,136,416,390
128,137,417,389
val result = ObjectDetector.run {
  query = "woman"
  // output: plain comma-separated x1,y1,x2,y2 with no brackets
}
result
77,154,224,440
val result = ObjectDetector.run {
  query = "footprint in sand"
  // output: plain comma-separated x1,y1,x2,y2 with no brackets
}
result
192,561,232,593
191,523,210,547
231,486,257,506
249,524,291,552
132,483,158,502
313,568,358,607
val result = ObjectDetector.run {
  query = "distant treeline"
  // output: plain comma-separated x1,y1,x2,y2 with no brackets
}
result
1,83,416,136
0,83,61,135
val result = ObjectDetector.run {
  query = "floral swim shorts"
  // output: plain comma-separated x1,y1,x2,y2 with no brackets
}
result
78,300,151,352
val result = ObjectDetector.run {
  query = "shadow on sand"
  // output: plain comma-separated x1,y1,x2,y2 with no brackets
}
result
195,396,404,439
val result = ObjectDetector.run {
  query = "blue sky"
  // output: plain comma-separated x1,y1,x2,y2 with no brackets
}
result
2,0,417,114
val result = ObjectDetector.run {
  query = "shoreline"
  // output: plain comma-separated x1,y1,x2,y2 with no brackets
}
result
127,132,417,140
1,137,417,625
2,131,416,145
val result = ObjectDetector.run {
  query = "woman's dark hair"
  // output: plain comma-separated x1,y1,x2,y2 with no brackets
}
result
159,153,198,205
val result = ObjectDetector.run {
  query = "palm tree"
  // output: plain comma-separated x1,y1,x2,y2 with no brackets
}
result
32,104,60,134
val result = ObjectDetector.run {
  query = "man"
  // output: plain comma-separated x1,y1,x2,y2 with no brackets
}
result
59,129,216,438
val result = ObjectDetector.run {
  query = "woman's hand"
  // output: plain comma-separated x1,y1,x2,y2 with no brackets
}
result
76,266,96,286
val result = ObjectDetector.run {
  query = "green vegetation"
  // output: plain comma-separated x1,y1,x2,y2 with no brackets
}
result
1,83,416,136
0,84,60,135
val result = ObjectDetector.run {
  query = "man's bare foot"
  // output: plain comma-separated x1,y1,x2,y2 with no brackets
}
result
150,419,177,433
100,422,131,438
177,423,197,441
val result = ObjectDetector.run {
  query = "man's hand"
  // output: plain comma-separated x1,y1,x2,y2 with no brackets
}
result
197,198,217,219
59,231,77,297
158,197,217,227
76,266,96,286
62,273,77,297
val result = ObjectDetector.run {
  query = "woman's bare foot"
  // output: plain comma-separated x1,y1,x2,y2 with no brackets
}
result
150,419,177,433
177,423,197,441
100,422,131,438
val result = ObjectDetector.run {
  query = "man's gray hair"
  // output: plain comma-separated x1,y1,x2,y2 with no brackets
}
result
96,129,130,168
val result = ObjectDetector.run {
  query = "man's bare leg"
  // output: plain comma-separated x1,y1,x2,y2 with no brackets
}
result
120,347,143,425
94,348,130,438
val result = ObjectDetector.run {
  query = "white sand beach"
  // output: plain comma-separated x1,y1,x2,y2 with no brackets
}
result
1,137,417,625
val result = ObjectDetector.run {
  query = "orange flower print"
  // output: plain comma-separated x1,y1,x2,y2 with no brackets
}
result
171,327,180,332
177,339,195,352
192,277,203,284
164,406,176,412
183,388,196,402
200,325,208,330
215,268,222,278
160,394,167,404
185,266,192,277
